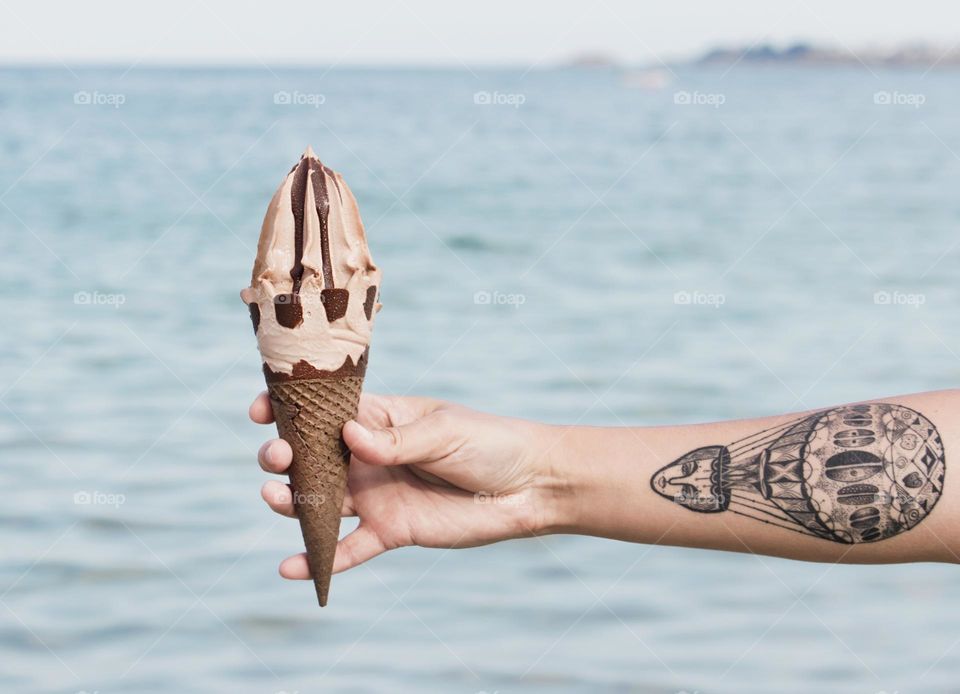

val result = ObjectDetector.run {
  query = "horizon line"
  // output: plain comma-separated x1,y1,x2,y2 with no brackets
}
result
0,60,653,70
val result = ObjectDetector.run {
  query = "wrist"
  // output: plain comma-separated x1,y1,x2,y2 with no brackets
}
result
529,423,610,536
532,423,649,540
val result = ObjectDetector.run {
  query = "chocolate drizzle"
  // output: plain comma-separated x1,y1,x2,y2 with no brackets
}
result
307,159,333,291
280,151,350,326
274,293,303,329
262,347,370,384
363,286,377,320
321,289,349,321
248,302,261,333
289,158,311,297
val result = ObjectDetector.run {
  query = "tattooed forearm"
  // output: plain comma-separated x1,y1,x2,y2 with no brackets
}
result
649,404,945,544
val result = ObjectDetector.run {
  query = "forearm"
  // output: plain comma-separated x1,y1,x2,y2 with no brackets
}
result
542,390,959,564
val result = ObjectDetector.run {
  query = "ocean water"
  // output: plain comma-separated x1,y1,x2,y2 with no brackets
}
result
2,64,960,693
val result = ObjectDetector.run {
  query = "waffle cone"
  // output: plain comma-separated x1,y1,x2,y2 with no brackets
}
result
267,374,364,606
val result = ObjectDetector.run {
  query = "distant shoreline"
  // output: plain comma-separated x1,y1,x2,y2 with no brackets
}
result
692,42,960,69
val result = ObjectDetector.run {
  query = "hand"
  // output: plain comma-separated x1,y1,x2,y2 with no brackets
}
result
249,392,564,579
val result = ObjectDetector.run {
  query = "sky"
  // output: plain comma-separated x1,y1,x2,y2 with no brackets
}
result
1,0,958,66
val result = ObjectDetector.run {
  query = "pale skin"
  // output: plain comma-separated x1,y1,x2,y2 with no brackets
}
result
249,389,960,581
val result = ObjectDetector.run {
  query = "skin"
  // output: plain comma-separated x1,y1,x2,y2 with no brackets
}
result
249,389,960,580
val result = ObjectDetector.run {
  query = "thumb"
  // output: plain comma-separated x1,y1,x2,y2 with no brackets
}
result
344,411,458,466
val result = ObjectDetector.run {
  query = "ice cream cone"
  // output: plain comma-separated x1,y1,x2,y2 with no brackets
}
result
265,354,367,606
242,147,381,607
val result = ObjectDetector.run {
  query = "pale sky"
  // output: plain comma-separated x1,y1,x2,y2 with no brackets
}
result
1,0,957,66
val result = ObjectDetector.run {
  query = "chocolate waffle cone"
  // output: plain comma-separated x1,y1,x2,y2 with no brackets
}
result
265,355,367,607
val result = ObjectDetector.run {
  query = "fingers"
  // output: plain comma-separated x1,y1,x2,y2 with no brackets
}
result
249,391,274,424
356,393,446,429
358,392,440,417
257,438,292,473
278,526,386,579
334,526,386,573
344,410,459,467
260,480,297,517
279,552,310,579
260,480,355,518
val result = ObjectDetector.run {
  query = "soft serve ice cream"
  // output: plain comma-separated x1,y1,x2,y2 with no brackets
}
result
241,146,380,377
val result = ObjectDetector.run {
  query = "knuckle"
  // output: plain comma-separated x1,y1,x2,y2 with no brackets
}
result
381,394,402,411
385,426,404,461
340,540,359,568
429,409,454,430
426,410,461,455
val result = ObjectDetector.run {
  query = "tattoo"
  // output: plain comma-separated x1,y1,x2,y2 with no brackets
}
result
650,404,945,544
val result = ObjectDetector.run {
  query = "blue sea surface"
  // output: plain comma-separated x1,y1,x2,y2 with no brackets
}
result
2,64,960,693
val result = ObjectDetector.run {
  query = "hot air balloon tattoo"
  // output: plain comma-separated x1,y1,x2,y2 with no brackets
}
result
650,403,945,544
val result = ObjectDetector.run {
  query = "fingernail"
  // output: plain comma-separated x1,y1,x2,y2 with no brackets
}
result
264,443,275,465
352,422,374,441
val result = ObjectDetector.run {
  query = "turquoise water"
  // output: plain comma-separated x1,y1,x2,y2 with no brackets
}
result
2,65,960,692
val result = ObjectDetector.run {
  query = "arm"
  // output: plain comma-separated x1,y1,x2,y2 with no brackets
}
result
551,390,954,564
249,389,958,579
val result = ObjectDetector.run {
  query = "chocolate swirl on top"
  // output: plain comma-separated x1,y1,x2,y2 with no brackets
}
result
276,153,350,327
289,157,310,295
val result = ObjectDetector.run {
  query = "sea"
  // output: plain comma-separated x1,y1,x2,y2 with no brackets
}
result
2,64,960,693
